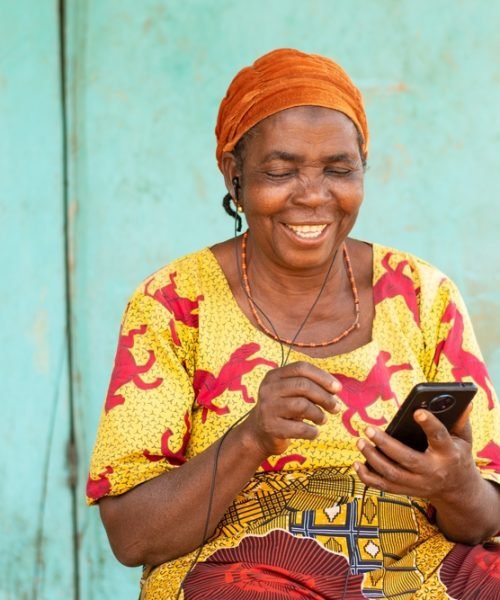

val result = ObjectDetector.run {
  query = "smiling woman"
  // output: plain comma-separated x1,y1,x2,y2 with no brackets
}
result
216,106,370,355
221,108,365,273
87,49,500,599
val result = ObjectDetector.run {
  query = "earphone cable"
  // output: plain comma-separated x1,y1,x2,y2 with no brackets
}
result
175,216,291,598
174,410,252,600
175,214,342,598
238,229,340,365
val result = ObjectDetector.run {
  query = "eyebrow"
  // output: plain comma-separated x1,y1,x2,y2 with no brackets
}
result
260,150,358,163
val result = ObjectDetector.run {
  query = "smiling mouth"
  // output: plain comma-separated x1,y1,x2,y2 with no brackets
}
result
285,224,328,239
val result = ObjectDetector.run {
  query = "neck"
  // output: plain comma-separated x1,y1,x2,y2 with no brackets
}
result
239,231,361,349
242,232,346,301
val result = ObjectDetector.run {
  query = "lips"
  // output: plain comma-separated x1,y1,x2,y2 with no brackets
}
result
285,223,328,239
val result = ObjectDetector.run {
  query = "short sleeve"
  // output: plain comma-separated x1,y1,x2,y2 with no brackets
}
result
86,271,200,505
426,278,500,485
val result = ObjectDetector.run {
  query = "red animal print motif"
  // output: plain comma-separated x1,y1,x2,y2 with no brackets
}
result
144,271,203,345
373,252,420,325
433,301,495,410
477,441,500,472
105,324,163,413
260,454,306,472
86,466,113,501
193,343,277,423
144,412,191,466
334,351,413,436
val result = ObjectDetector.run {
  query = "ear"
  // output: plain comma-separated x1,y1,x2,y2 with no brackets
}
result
221,152,241,199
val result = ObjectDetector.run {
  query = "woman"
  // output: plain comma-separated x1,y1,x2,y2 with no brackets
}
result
87,49,500,599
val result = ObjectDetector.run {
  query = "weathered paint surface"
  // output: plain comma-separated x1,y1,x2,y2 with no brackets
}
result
0,1,74,598
1,1,499,598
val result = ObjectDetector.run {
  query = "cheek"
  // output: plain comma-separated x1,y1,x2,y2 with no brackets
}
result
339,179,364,212
242,182,289,217
241,176,364,217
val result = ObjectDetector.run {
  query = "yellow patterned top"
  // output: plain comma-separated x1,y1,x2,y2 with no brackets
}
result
87,242,500,599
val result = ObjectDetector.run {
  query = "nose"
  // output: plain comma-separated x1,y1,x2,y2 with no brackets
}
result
292,171,330,208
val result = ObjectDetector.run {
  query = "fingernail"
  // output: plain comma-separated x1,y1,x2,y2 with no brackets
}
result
353,462,360,472
357,439,366,451
330,378,341,393
331,396,341,413
415,410,427,422
365,427,375,439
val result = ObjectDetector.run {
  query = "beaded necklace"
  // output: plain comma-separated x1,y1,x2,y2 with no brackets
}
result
240,231,361,348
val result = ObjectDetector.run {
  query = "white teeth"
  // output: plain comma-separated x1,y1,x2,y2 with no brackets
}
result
286,224,327,239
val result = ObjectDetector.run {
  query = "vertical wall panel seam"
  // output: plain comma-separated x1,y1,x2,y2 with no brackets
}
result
32,339,68,598
57,0,80,597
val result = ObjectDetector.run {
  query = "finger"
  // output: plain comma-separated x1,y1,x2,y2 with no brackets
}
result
413,410,452,451
363,426,425,473
353,461,415,496
357,437,418,483
450,403,473,443
354,459,391,490
277,417,320,441
276,375,341,414
285,396,330,426
357,437,394,474
280,361,342,394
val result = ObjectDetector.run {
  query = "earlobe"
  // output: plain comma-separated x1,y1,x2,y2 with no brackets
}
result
231,177,244,214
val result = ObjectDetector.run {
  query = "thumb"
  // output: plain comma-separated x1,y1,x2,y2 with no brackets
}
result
450,403,473,443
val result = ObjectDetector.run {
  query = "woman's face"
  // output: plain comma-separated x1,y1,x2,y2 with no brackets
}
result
224,106,365,273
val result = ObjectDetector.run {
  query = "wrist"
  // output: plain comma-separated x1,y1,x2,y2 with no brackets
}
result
235,420,272,465
430,466,483,510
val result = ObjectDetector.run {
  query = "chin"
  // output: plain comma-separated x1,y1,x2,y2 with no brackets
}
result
279,248,338,272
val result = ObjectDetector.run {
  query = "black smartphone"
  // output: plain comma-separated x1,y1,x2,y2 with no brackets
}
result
385,382,477,452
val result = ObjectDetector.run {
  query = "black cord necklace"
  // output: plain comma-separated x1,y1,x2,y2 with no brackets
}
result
237,229,340,365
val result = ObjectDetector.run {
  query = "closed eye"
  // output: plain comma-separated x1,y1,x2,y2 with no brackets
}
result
265,171,295,179
325,168,352,176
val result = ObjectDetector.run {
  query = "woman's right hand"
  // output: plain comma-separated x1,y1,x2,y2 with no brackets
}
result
99,362,341,567
242,361,342,457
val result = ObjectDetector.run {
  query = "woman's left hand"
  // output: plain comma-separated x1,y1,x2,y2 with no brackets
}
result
354,405,500,544
353,406,477,503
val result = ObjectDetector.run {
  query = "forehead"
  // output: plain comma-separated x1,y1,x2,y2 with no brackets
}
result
244,106,360,156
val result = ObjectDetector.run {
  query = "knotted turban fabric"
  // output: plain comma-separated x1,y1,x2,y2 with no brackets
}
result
215,48,368,171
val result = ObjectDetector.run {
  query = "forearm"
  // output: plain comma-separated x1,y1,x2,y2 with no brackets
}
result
432,473,500,544
99,421,267,567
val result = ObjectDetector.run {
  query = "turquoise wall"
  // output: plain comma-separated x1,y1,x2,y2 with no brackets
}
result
2,1,499,598
0,2,74,598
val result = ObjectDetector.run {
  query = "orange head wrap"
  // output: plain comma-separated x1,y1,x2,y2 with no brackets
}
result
215,48,368,171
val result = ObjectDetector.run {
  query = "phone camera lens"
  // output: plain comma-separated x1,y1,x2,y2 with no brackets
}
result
429,394,455,413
